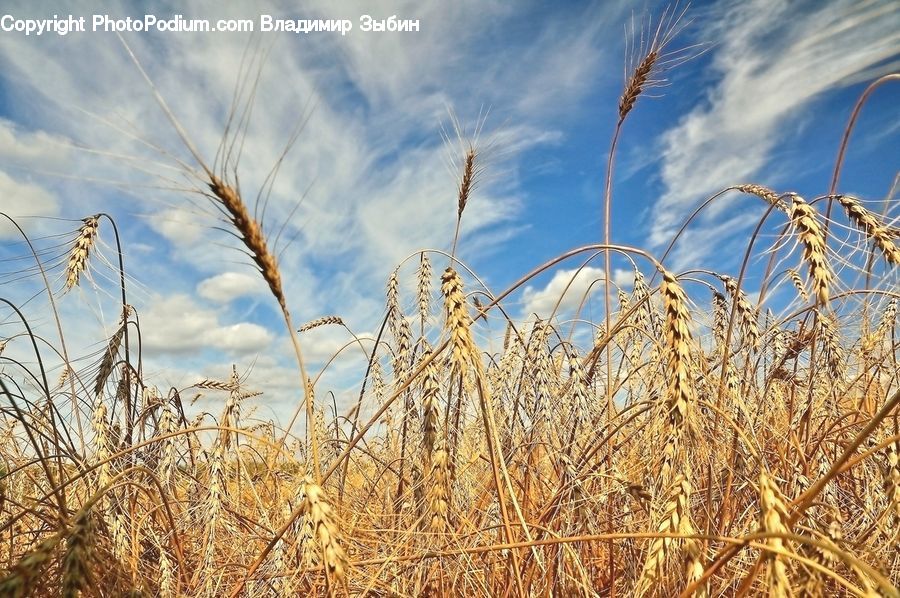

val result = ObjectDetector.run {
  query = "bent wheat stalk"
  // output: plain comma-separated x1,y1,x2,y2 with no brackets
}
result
121,36,320,479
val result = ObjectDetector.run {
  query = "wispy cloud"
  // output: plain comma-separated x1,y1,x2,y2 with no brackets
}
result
651,0,900,247
0,0,620,413
4,0,892,419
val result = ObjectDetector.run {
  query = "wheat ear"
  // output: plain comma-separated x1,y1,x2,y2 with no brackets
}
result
427,444,450,533
417,252,432,329
0,534,61,596
61,510,93,598
420,346,440,463
736,183,789,213
620,50,658,122
298,315,345,332
877,299,897,340
442,266,477,379
787,268,810,303
208,176,286,310
789,195,831,305
721,275,760,349
64,215,100,291
635,272,697,595
835,194,900,265
660,271,694,459
759,470,792,597
302,480,349,591
634,474,693,596
618,4,693,123
884,442,900,519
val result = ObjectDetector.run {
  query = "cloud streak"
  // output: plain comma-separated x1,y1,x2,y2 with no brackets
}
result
651,0,899,247
0,0,621,414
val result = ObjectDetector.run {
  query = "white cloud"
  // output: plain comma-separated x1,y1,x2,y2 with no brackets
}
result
296,323,373,366
521,266,634,318
650,0,900,248
0,170,60,239
145,207,209,246
0,118,72,238
140,294,273,355
0,118,71,168
0,0,660,423
197,271,265,303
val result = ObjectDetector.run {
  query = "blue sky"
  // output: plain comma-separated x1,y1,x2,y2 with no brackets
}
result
0,0,898,420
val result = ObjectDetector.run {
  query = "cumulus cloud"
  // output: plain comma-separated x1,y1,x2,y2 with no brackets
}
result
0,119,71,238
0,0,669,422
651,0,900,247
146,207,209,247
197,271,265,303
0,118,71,167
521,266,634,318
0,170,60,239
140,294,273,355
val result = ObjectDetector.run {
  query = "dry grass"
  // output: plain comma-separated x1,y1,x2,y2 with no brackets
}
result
0,9,898,598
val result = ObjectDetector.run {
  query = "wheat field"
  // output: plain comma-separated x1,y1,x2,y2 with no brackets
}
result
1,8,899,598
